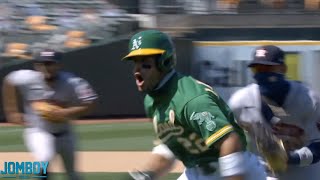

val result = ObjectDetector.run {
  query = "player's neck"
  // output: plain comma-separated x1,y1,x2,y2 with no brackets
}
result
153,70,176,91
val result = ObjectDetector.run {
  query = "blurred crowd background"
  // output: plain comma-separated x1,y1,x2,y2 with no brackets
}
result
0,0,319,119
0,0,319,61
138,0,308,14
0,0,136,60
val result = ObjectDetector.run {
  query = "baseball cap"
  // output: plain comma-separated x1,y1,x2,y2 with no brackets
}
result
248,45,285,67
34,50,63,63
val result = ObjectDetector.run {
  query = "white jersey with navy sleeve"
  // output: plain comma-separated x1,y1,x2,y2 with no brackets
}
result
5,69,98,134
228,81,320,180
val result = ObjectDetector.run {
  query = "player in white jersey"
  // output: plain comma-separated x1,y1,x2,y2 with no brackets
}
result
2,50,98,180
228,45,320,180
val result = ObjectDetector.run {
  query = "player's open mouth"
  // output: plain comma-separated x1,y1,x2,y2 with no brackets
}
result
134,73,144,87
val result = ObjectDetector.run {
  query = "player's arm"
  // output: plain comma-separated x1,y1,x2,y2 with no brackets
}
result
49,77,97,119
67,77,97,118
287,140,320,166
217,132,245,180
126,99,176,179
287,89,320,167
184,94,246,180
2,78,24,125
54,101,96,119
126,143,176,180
227,92,256,134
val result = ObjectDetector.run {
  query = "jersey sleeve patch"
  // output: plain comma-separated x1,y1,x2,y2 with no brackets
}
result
190,111,217,131
205,125,234,146
69,77,97,102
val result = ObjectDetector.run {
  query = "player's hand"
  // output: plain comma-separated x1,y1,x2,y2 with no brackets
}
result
31,101,67,123
279,135,305,151
7,112,27,126
272,123,306,151
45,108,69,121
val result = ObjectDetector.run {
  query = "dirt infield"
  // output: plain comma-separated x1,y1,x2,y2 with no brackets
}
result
0,151,185,173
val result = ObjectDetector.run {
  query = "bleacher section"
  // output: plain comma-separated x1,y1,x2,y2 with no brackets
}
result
0,0,139,60
1,0,320,61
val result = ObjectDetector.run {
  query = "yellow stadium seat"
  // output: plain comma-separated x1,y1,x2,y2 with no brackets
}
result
25,16,58,32
2,43,32,59
64,30,91,48
25,16,47,25
30,24,58,31
64,39,91,48
305,0,320,10
66,30,86,38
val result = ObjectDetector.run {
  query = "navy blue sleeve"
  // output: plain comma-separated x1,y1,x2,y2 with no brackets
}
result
288,141,320,165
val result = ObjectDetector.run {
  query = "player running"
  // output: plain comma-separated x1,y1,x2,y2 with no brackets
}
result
122,30,266,180
229,45,320,180
2,49,98,180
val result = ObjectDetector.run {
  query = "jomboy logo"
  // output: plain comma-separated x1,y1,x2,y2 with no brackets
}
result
0,161,48,179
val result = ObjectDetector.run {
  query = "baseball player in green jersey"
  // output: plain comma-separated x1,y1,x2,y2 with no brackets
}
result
121,30,266,180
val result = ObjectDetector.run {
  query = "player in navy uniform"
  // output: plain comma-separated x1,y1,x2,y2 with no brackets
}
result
229,45,320,180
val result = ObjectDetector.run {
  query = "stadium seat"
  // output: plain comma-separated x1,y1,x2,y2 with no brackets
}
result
0,0,137,51
64,30,91,48
25,16,58,32
25,16,47,25
305,0,320,10
2,42,33,59
30,24,58,31
66,30,86,38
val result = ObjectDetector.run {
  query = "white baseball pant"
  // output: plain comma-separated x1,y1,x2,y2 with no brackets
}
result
23,127,80,180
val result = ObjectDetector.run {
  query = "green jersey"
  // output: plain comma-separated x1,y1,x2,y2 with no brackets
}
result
144,72,247,168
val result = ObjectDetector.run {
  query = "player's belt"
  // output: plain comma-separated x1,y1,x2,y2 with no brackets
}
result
196,162,217,175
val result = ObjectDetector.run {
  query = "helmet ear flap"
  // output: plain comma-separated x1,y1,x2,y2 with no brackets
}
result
156,54,175,72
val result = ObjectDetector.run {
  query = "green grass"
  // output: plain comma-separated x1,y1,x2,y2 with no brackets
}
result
0,122,182,179
76,122,155,151
0,126,26,151
0,172,180,180
0,122,156,152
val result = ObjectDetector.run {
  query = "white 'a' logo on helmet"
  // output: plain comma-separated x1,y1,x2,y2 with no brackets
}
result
131,36,142,50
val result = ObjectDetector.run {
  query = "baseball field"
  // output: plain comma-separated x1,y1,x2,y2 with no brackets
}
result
0,119,184,180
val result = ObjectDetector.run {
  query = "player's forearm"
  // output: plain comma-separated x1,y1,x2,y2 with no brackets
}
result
3,104,20,122
2,80,24,124
288,141,320,166
219,132,245,180
3,103,24,124
127,154,174,180
142,153,175,177
5,112,24,125
63,101,95,119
